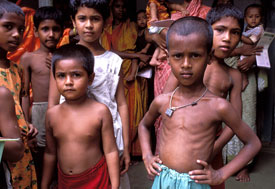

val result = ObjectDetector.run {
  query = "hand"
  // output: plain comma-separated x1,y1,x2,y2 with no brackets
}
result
139,61,147,69
27,137,38,153
28,123,38,138
189,160,224,186
152,33,166,50
46,53,52,69
239,45,263,56
138,54,152,63
120,150,130,175
143,154,162,177
237,56,256,72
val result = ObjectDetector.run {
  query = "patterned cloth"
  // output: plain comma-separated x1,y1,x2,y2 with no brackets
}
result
146,0,170,27
0,62,37,188
101,18,148,156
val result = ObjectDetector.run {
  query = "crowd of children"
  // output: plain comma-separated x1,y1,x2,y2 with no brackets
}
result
0,0,266,188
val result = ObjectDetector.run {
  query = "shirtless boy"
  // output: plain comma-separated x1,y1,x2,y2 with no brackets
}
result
163,7,245,183
41,44,119,188
21,6,63,184
139,17,261,189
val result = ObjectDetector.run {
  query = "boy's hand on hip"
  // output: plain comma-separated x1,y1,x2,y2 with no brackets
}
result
143,154,162,177
189,160,224,186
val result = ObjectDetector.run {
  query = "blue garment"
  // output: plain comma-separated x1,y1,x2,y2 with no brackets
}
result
152,164,210,189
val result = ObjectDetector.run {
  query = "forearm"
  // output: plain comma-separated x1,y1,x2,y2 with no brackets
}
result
139,123,153,159
41,152,57,189
112,50,139,60
150,3,158,20
118,103,129,151
105,151,120,188
22,96,30,122
219,135,261,181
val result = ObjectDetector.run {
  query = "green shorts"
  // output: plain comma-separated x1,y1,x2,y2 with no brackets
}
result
152,164,210,189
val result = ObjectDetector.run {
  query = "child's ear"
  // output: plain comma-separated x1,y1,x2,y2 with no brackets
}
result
88,73,95,85
207,49,215,65
71,16,76,28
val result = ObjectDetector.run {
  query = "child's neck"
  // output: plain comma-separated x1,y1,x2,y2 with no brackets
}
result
177,84,207,99
65,94,90,106
78,40,105,56
39,44,56,54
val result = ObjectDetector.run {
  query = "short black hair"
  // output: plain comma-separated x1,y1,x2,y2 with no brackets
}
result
244,4,263,17
212,0,234,8
206,4,244,33
135,9,146,22
52,44,94,77
70,0,110,21
33,6,63,29
166,16,213,53
0,0,24,19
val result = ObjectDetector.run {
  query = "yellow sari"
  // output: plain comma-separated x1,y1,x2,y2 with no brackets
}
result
101,19,148,156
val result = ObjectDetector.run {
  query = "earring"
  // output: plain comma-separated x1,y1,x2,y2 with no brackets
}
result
73,27,77,36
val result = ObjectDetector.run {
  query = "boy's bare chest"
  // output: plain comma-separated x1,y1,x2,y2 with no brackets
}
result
204,64,232,98
31,62,50,76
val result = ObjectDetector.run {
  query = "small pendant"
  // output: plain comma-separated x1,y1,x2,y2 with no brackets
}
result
191,102,197,106
165,108,174,117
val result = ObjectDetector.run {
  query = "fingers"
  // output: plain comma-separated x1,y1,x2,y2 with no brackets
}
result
196,159,209,168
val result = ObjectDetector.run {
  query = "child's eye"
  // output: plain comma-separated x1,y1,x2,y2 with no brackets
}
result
232,30,240,35
4,24,12,30
173,54,182,59
191,53,200,58
215,28,224,33
19,27,25,34
72,73,81,77
56,73,65,79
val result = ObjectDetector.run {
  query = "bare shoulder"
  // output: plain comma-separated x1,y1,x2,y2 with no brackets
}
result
46,105,62,125
152,93,170,107
20,51,33,66
205,91,231,113
86,99,112,118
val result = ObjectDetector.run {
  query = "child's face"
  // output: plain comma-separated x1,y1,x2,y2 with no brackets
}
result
112,0,127,21
245,7,261,28
36,19,62,50
168,33,210,87
72,6,104,45
55,58,93,101
0,13,25,52
137,12,147,29
212,17,241,59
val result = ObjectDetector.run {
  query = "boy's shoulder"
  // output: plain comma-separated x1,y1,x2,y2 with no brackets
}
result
20,50,46,66
204,91,233,115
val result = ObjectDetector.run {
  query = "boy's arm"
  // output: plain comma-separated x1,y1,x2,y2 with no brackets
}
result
144,28,167,49
241,35,254,45
212,68,242,158
20,53,31,122
101,106,120,188
48,71,61,109
41,111,57,189
115,73,130,174
149,2,158,22
139,43,152,54
139,97,162,176
189,99,261,185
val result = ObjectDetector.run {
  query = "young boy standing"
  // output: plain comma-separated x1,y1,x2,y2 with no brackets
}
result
41,44,120,188
139,17,261,188
21,6,63,184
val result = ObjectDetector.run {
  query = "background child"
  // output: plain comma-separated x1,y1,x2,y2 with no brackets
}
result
42,44,120,188
20,6,63,186
0,1,37,188
0,87,24,188
139,16,261,189
125,10,155,82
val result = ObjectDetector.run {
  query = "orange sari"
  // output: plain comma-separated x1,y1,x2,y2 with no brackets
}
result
101,19,148,156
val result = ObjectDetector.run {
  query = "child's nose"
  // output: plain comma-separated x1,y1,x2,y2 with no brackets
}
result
223,31,230,41
65,76,73,85
182,57,191,68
